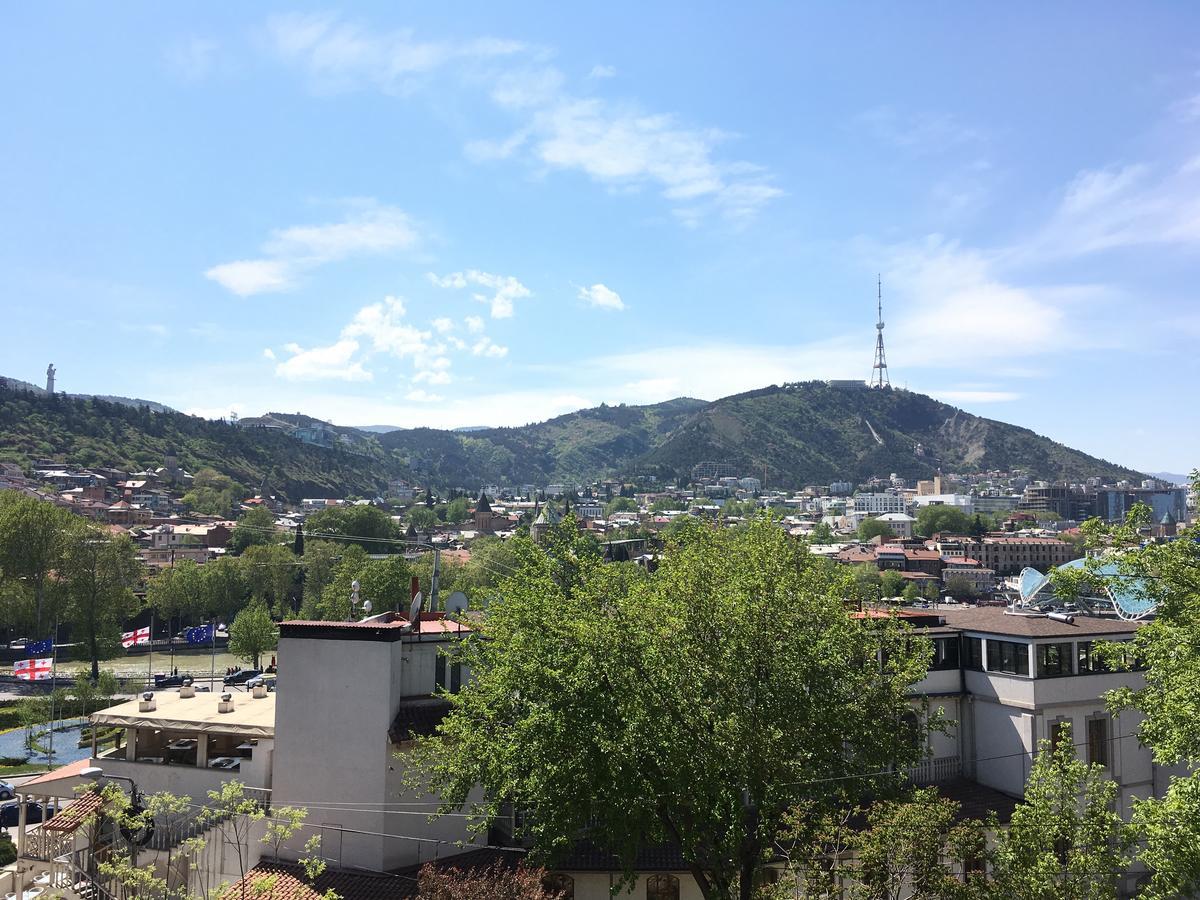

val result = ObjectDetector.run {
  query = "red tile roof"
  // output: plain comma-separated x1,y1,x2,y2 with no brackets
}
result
43,790,107,833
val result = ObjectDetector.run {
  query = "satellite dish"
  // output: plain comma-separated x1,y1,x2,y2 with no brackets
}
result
445,591,468,615
408,591,423,625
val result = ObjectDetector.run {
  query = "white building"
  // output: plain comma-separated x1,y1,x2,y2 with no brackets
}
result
912,493,975,514
852,492,908,515
873,511,916,539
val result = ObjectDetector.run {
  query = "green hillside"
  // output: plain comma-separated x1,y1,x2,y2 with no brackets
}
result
0,384,395,499
0,381,1142,494
643,383,1143,485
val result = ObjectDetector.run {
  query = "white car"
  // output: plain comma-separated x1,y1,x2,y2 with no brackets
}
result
0,781,13,802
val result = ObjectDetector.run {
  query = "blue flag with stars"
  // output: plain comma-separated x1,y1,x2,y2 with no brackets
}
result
25,637,53,655
185,624,215,645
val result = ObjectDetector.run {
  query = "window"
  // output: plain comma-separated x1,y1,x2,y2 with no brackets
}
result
1077,641,1108,674
647,875,679,900
450,662,462,694
1049,718,1071,753
931,637,960,670
986,640,1030,676
898,710,922,752
435,654,447,691
1087,717,1109,767
543,874,574,899
1037,643,1074,678
963,637,984,671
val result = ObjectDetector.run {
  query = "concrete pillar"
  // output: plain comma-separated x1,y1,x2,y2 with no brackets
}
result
126,727,137,761
16,793,28,856
196,734,209,769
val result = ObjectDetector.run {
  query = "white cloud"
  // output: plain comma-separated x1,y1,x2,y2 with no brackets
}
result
275,339,371,381
588,64,616,79
429,269,530,318
207,204,419,296
464,315,485,333
205,259,294,296
471,337,509,358
265,12,523,94
578,283,624,311
405,389,444,403
431,317,455,333
262,348,276,361
343,296,432,358
413,369,453,385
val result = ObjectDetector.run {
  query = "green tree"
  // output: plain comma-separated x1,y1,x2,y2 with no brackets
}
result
649,497,686,513
1060,480,1200,899
603,496,638,516
914,506,973,538
458,536,522,598
181,467,240,517
858,518,896,542
198,555,250,622
446,497,470,523
408,506,438,531
228,600,277,670
943,575,979,600
851,562,883,601
880,569,906,598
0,492,73,633
305,504,399,552
808,521,836,543
61,527,141,680
242,543,298,613
230,505,277,554
901,582,921,603
990,723,1130,900
146,558,205,629
414,515,934,900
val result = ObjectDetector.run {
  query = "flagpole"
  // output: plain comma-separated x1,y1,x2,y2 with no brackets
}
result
210,618,216,688
48,616,57,769
148,612,154,690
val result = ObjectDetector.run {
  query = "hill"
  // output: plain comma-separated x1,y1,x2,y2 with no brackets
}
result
642,383,1143,485
0,373,176,414
0,383,395,499
0,380,1143,495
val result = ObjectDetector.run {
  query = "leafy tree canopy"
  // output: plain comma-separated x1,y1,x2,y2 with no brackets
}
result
914,505,972,538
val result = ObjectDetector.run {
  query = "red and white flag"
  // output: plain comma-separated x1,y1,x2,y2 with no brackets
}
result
13,658,53,681
121,626,151,649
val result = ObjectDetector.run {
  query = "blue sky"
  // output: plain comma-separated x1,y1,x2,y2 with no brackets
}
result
3,4,1198,472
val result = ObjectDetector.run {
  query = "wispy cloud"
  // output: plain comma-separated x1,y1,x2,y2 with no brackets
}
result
856,106,984,154
206,203,419,296
165,37,219,82
427,269,530,318
265,12,523,94
588,64,616,79
275,338,371,381
578,283,625,310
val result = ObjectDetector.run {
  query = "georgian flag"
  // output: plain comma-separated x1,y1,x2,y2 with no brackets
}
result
13,658,53,681
121,626,151,649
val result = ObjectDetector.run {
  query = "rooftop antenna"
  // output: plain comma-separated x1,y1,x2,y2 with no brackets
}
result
870,275,891,388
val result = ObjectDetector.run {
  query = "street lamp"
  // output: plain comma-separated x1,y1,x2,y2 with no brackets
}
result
79,766,150,866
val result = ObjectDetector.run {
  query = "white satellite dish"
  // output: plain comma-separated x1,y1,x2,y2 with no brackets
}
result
408,591,423,625
444,591,468,615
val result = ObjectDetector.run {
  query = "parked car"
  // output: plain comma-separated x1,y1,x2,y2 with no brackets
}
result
0,781,13,801
223,669,261,686
153,673,189,688
0,801,46,828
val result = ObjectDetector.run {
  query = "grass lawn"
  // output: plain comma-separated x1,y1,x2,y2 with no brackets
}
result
0,762,48,777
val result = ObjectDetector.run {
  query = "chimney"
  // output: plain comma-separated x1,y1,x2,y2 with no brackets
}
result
218,692,235,713
138,691,156,712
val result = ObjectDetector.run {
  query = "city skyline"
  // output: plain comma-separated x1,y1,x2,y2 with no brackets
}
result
3,4,1199,471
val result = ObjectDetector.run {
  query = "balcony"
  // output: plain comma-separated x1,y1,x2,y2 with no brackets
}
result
906,755,963,786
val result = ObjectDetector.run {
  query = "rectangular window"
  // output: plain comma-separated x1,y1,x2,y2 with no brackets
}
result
1078,641,1110,674
450,662,462,694
1049,718,1071,753
1037,643,1074,678
1087,717,1109,767
435,654,447,691
986,639,1030,676
931,637,960,671
963,637,984,671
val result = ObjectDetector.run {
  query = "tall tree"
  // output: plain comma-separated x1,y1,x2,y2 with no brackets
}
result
181,467,240,517
146,558,205,630
242,543,298,613
990,724,1130,900
230,505,277,554
0,492,73,633
228,600,277,670
414,515,934,900
858,518,896,542
914,506,972,538
198,555,250,622
61,526,141,680
304,504,399,552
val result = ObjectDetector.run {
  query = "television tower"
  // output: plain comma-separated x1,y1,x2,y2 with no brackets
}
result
869,276,891,388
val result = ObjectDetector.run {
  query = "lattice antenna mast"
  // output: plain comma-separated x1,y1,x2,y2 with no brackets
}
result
870,275,891,388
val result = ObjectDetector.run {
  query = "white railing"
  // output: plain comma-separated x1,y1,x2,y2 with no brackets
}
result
906,755,962,785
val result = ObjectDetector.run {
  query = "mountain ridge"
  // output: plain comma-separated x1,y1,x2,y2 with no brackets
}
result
0,380,1143,497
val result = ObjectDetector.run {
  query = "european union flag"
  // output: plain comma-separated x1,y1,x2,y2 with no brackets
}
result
25,637,53,656
185,624,215,645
